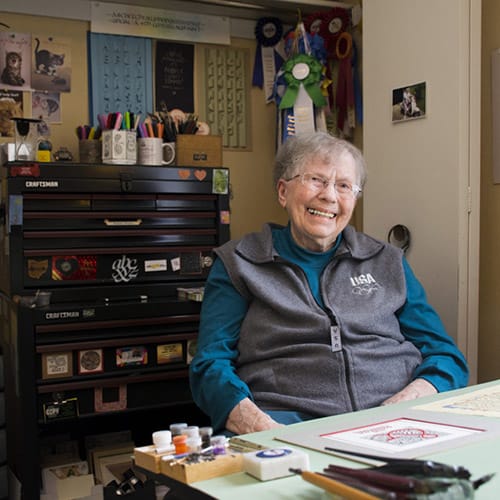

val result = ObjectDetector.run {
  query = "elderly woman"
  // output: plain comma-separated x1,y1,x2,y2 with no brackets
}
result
189,131,468,435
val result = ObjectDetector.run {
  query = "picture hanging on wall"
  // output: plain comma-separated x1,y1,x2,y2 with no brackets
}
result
88,32,153,127
155,41,194,113
0,89,23,137
32,91,61,123
0,32,32,91
31,35,71,93
392,81,426,123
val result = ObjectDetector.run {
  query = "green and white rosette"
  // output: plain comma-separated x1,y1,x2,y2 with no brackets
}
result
279,54,326,135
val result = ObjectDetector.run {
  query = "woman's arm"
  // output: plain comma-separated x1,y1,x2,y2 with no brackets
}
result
189,258,255,431
395,258,469,394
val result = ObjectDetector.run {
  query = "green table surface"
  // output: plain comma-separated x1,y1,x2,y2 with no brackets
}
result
191,380,500,500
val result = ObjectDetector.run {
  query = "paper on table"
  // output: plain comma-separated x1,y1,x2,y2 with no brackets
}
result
413,384,500,417
275,412,499,460
318,417,483,455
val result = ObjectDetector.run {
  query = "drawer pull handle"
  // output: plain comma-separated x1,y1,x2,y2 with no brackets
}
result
104,218,143,226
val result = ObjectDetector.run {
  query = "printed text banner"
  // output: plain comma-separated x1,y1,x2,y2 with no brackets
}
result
90,1,230,45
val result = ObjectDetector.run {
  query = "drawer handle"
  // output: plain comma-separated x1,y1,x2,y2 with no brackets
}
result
104,218,143,226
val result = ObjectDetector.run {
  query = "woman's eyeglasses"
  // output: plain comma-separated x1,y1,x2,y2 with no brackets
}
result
286,173,362,198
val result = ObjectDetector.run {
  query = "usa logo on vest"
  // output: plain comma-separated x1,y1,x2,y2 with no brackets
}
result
350,273,381,295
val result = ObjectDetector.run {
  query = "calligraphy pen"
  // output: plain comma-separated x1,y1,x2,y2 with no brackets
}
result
324,447,471,479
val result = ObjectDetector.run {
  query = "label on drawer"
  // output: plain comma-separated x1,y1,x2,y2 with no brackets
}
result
145,258,167,272
43,397,79,423
156,343,183,364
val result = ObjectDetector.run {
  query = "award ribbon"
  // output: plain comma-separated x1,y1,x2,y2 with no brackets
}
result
335,32,355,130
319,7,351,58
252,17,284,102
279,54,326,110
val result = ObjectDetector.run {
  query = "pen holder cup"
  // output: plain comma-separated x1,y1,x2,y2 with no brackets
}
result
137,138,175,166
102,130,137,164
79,140,102,164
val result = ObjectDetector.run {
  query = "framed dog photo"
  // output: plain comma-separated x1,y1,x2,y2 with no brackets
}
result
78,349,104,375
392,81,426,123
41,351,73,379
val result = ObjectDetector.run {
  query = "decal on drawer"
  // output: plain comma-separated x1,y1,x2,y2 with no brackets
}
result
111,255,139,282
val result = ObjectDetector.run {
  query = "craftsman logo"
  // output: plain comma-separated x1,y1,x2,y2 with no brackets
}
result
25,180,59,188
350,273,381,295
45,311,80,320
112,255,139,282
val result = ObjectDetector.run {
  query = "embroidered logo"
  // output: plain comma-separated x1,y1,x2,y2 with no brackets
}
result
350,273,381,295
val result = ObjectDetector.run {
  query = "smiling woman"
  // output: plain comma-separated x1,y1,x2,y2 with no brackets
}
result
189,130,469,436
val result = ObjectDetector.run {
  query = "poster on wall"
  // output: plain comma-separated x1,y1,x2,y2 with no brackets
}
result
155,41,194,112
0,90,23,137
392,81,426,123
88,32,153,125
0,32,32,91
31,35,72,93
32,91,61,123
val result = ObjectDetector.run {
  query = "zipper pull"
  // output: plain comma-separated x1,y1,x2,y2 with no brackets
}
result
330,325,342,352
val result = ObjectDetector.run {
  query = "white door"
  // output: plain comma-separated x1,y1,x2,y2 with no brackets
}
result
362,0,481,381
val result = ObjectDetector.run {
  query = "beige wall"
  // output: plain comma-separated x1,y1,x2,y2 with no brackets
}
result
479,0,500,382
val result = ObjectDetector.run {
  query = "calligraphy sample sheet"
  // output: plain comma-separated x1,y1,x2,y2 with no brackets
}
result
413,384,500,417
319,417,483,455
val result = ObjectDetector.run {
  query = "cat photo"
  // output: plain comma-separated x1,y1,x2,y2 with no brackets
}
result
32,91,61,123
0,91,23,137
31,35,71,92
0,32,31,90
34,38,64,76
1,52,25,86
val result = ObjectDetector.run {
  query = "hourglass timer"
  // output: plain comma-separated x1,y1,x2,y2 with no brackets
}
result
12,117,41,161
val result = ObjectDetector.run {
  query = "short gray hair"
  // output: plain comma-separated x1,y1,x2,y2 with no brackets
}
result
273,132,367,192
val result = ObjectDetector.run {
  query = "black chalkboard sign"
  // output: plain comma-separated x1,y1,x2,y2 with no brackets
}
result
155,41,194,112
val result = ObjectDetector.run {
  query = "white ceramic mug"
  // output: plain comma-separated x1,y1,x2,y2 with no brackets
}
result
137,137,175,166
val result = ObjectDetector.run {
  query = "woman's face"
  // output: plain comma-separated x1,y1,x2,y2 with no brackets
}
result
277,152,359,252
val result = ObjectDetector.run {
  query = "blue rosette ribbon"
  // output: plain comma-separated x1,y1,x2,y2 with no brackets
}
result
252,17,284,89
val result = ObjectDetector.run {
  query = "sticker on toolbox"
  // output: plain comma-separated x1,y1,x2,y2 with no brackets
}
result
52,256,97,280
27,258,50,280
111,255,139,282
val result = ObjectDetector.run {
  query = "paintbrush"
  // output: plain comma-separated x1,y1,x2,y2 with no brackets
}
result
289,468,384,500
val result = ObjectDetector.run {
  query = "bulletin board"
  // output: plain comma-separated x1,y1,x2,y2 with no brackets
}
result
88,32,153,126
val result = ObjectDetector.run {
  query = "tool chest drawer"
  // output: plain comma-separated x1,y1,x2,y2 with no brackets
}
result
28,299,201,421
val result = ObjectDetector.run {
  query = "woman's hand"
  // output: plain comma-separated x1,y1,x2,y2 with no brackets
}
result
381,378,437,405
225,398,283,435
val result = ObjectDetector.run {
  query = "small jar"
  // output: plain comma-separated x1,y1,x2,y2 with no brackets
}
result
186,435,202,453
211,435,227,455
172,434,188,454
170,422,188,437
182,425,200,439
199,426,213,449
152,430,172,447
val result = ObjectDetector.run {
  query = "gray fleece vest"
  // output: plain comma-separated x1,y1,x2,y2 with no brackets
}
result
215,223,422,417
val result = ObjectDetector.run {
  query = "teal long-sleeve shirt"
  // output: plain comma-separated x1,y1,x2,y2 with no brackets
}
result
189,226,468,432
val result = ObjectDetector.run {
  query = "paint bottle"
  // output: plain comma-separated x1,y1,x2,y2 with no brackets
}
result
199,426,213,449
172,434,188,454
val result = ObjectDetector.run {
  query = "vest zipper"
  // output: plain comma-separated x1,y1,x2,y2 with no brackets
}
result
326,310,358,412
